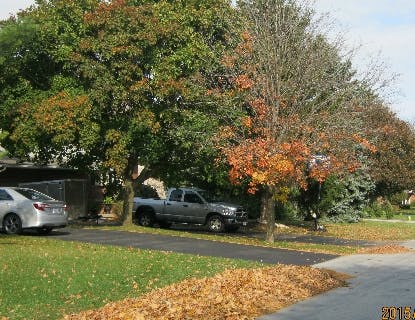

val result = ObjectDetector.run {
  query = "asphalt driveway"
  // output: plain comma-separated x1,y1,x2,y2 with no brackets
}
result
47,227,337,265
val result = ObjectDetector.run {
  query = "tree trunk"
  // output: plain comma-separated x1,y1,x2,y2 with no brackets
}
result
264,186,276,243
259,189,268,224
121,165,152,225
122,177,134,225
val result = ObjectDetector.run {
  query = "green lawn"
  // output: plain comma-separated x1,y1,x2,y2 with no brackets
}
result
0,236,262,320
391,207,415,221
1,219,414,319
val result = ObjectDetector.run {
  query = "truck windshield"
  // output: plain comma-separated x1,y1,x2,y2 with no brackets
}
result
198,190,224,203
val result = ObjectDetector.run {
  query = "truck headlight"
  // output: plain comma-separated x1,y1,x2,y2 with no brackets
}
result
222,207,235,216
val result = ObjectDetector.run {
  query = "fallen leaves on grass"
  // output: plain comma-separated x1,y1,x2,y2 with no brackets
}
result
357,244,412,254
64,265,345,320
325,222,415,241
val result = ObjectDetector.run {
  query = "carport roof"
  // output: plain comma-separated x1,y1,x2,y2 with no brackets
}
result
0,158,72,170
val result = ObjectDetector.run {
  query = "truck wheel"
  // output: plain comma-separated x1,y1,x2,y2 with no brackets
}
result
207,215,225,232
138,210,154,227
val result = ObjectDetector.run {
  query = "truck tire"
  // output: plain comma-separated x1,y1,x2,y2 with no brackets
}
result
207,215,225,232
138,210,155,227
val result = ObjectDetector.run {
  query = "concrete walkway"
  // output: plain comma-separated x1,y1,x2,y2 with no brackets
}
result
259,240,415,320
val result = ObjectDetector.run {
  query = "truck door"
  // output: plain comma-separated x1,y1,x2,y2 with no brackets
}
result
180,191,208,224
163,189,186,221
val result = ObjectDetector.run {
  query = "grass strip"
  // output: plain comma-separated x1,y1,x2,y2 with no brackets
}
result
0,236,262,320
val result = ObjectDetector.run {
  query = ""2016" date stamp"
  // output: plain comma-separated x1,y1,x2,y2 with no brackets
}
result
382,307,415,320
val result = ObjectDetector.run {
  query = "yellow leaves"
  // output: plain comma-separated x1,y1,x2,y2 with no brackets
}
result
106,129,123,143
133,108,159,134
242,116,252,128
357,245,411,254
251,172,267,184
273,186,291,203
64,265,344,320
132,281,139,290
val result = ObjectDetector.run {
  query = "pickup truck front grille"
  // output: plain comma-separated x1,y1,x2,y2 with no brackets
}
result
235,207,247,219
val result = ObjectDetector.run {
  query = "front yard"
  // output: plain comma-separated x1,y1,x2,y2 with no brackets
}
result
0,235,345,320
0,236,260,319
1,219,413,319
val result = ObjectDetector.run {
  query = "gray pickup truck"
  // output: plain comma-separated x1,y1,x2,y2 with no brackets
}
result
132,187,247,232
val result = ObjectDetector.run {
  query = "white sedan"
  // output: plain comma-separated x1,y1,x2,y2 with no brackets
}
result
0,187,68,235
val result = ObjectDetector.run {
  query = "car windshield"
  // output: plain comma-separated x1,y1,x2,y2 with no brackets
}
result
198,190,225,203
14,188,54,201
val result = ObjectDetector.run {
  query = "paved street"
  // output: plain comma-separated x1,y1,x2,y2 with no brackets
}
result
48,227,337,265
259,240,415,320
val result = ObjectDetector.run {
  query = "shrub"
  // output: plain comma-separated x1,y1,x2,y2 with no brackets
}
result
317,172,375,223
388,191,410,207
363,199,397,219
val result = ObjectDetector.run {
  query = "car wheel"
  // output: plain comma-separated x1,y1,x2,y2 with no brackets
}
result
138,210,154,227
207,215,225,232
37,228,53,235
3,213,22,235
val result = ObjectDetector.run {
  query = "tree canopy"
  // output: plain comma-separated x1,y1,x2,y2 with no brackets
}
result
215,0,383,240
0,0,412,236
0,0,243,222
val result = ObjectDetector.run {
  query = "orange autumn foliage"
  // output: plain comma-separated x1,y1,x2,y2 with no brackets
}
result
226,137,311,193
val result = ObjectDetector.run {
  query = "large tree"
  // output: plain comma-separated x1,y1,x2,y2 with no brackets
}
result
218,0,379,241
0,0,100,169
0,0,242,223
362,102,415,195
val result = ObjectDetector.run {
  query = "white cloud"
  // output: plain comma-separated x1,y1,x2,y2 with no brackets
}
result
315,0,415,121
0,0,35,20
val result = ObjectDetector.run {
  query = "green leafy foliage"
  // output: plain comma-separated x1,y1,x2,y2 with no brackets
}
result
0,0,243,223
362,200,397,220
362,103,415,195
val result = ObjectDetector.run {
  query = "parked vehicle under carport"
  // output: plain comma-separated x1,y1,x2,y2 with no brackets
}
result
0,187,68,235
